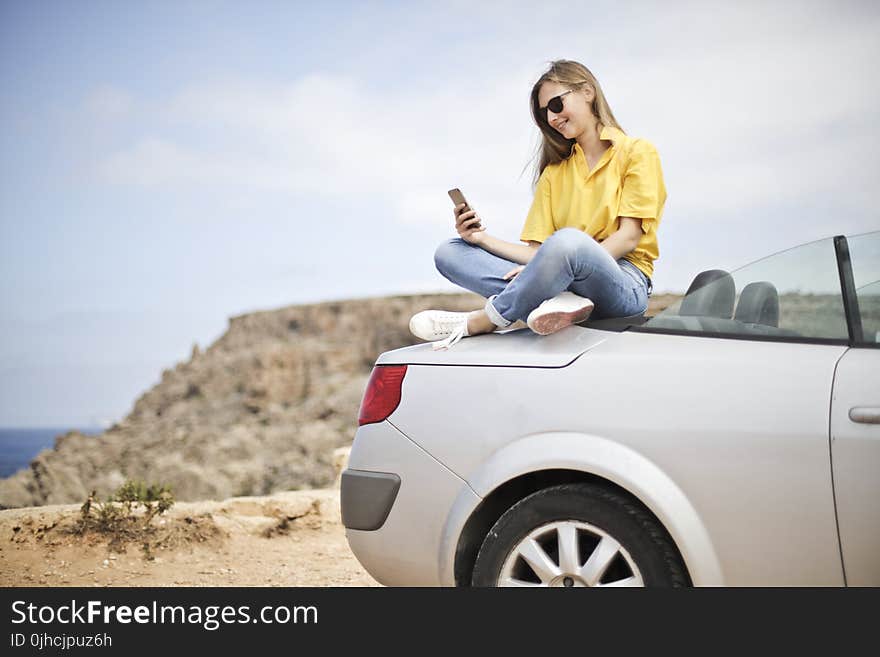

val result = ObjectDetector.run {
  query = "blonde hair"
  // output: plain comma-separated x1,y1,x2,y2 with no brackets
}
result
528,60,624,186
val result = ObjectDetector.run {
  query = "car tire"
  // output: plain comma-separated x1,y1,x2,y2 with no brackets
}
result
471,483,689,587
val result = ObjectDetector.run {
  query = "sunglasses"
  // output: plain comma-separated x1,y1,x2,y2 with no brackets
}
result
539,90,574,117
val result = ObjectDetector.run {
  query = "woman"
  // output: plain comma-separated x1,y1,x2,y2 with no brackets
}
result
411,59,666,350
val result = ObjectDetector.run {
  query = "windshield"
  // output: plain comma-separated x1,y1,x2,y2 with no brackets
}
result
637,232,880,343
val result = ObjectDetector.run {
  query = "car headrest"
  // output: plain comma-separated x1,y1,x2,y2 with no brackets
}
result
679,270,736,318
734,281,780,327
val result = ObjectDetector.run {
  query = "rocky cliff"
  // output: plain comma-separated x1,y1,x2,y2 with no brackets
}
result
0,293,488,508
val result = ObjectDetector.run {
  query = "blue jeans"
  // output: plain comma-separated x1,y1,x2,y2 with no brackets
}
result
434,227,652,327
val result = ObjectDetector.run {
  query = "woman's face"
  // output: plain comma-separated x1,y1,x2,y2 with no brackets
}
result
537,80,594,139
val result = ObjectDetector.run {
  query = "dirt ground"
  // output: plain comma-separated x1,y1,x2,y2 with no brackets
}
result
0,488,380,587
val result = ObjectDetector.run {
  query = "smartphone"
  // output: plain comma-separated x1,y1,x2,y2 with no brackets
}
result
447,188,481,230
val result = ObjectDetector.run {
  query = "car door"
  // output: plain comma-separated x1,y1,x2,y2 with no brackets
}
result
829,231,880,586
830,348,880,586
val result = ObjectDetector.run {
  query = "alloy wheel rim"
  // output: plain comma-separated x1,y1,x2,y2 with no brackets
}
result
497,520,644,587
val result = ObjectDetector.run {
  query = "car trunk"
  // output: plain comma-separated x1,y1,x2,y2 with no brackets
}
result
376,326,613,368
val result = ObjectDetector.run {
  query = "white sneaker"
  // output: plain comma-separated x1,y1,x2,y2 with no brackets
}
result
526,292,595,335
409,310,472,350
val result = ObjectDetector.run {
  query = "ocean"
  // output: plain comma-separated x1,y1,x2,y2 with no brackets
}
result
0,427,104,478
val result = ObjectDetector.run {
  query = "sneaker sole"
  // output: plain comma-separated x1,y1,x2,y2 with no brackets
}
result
528,302,595,335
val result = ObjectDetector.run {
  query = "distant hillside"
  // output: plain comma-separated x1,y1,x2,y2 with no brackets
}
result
0,292,680,509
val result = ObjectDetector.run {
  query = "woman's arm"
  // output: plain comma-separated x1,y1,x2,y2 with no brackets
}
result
600,217,643,260
471,232,541,265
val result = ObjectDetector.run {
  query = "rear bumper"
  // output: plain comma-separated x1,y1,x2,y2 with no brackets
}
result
342,421,479,586
340,469,401,531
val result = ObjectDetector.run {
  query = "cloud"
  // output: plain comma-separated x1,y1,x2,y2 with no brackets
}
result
100,135,322,191
598,2,880,222
96,69,541,236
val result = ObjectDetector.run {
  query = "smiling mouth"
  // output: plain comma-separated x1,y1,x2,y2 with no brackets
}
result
556,119,568,131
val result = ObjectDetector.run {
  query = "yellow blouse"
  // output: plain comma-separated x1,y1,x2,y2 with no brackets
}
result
519,125,666,279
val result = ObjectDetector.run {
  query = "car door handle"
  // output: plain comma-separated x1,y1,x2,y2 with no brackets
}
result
849,407,880,424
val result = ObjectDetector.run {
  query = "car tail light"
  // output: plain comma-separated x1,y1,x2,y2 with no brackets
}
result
358,365,407,426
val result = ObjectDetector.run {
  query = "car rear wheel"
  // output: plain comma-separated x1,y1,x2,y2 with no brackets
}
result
471,483,689,587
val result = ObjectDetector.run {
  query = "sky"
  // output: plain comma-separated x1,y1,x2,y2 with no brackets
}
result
1,0,879,427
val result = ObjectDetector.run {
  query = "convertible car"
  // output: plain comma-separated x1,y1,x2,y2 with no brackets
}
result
341,231,879,586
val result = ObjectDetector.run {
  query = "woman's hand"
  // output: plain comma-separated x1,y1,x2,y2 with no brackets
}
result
503,265,525,281
454,203,486,245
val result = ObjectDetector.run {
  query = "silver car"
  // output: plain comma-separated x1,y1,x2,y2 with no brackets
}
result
341,231,879,587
